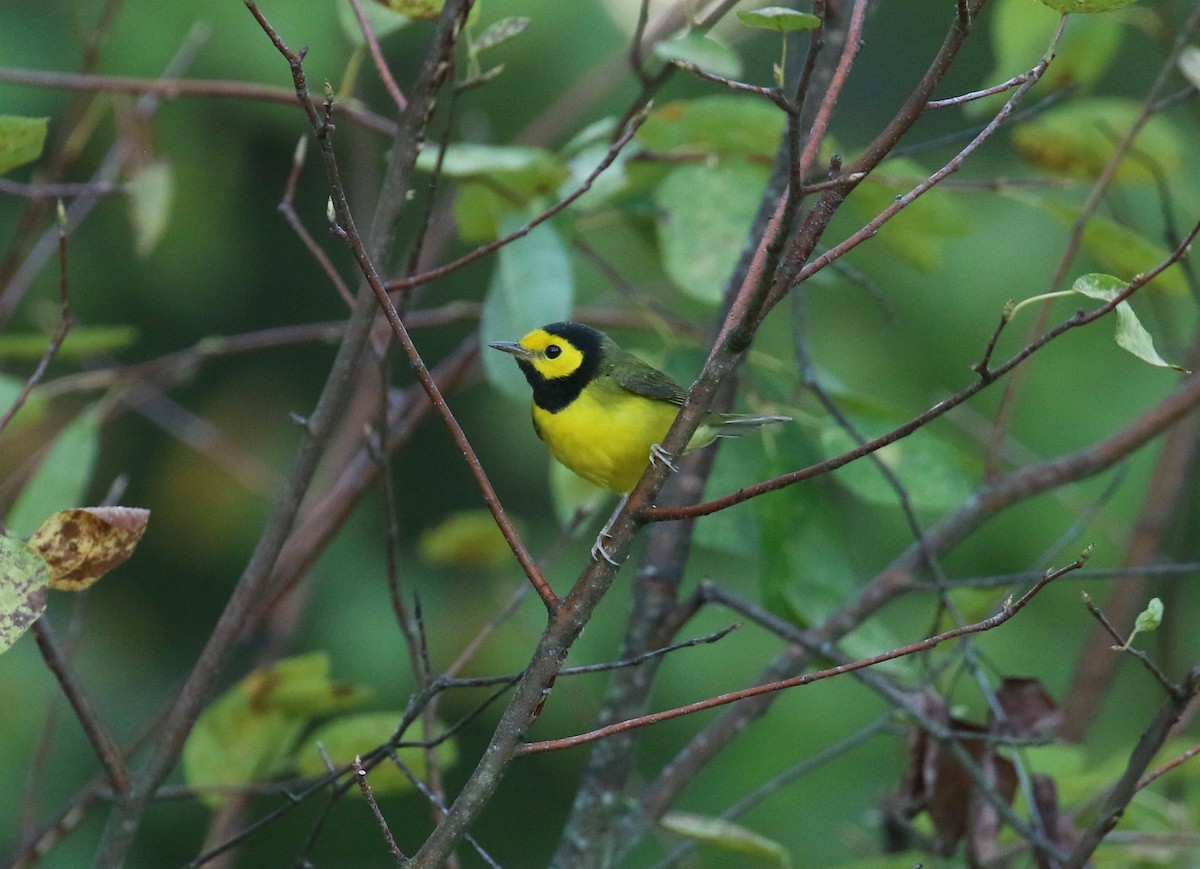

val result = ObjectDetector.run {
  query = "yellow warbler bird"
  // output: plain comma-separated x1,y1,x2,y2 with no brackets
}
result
490,322,787,559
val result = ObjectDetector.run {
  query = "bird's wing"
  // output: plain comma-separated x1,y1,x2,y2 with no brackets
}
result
610,357,688,406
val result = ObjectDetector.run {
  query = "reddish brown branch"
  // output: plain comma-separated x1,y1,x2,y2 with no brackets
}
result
517,557,1083,756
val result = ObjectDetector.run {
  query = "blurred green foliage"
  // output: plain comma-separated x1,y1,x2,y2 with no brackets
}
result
2,0,1199,867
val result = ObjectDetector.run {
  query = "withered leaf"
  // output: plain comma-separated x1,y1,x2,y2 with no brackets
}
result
994,676,1062,738
28,507,149,591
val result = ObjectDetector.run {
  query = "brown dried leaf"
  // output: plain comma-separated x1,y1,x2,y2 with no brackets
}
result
28,507,149,591
994,676,1062,738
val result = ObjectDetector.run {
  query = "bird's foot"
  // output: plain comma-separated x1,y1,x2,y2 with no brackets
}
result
650,443,678,473
590,494,628,566
590,534,620,565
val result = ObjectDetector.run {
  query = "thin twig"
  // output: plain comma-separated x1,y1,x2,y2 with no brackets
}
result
32,620,129,793
385,110,648,293
351,756,406,863
517,557,1082,756
347,0,408,112
0,208,72,433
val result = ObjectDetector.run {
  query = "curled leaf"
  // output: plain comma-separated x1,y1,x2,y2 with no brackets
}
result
736,7,821,31
1134,597,1164,634
27,507,150,591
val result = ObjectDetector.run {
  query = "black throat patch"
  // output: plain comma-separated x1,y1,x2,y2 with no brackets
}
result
519,322,604,414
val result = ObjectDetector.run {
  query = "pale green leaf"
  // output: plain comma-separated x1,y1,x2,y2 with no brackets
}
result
736,7,821,32
968,0,1121,117
1040,200,1187,294
0,115,49,175
819,423,975,513
481,215,573,400
129,160,173,257
416,143,568,199
1134,597,1163,633
549,459,611,531
661,811,791,866
418,511,513,569
0,536,49,653
472,17,531,53
848,157,969,270
183,653,371,807
1180,46,1200,91
293,712,458,797
654,32,743,79
638,95,786,157
336,0,411,44
1011,97,1183,182
1070,274,1187,371
655,161,768,303
5,407,101,537
387,0,443,20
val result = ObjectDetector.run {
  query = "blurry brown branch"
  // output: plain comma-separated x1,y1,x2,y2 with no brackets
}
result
0,65,398,135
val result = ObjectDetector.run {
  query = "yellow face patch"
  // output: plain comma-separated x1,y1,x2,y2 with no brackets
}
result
518,328,586,381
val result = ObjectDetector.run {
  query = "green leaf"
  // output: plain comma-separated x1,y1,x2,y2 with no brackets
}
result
5,407,101,537
129,160,173,257
549,459,611,531
638,95,786,158
386,0,444,20
416,143,568,199
654,32,743,79
968,0,1121,117
0,115,49,175
0,536,49,654
1039,0,1138,12
1180,46,1200,91
183,653,371,807
818,422,976,513
293,712,458,797
0,325,139,361
736,7,821,32
472,17,531,53
336,0,412,44
452,183,507,242
418,510,513,569
481,215,573,400
559,140,633,211
1011,97,1183,182
1134,597,1163,633
1070,274,1186,371
1035,199,1187,295
661,812,792,866
847,157,970,270
655,161,768,304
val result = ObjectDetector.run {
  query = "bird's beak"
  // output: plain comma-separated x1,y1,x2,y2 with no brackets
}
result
488,340,532,360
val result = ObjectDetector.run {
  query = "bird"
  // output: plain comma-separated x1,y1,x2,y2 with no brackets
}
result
489,321,788,562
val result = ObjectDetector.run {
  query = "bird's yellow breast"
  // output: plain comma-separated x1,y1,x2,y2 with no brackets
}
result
532,382,679,493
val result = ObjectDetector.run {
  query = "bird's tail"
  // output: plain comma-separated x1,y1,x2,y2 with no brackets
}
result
713,413,790,437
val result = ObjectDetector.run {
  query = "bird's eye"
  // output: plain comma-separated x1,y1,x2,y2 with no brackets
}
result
545,344,562,359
